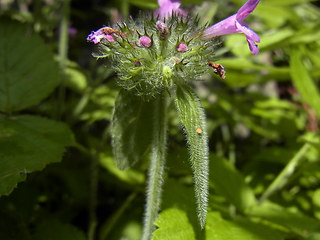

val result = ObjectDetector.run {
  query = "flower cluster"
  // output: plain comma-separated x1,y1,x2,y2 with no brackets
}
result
87,0,260,97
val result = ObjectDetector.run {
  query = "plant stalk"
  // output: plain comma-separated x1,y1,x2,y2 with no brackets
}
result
142,92,168,240
56,0,70,119
259,143,311,203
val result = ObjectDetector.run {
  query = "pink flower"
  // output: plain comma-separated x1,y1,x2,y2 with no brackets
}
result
154,0,186,19
87,27,116,44
201,0,261,55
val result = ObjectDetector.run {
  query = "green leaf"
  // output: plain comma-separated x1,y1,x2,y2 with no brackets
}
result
0,211,32,240
153,208,196,240
0,115,74,196
0,18,60,113
249,201,320,238
210,155,257,211
153,179,201,240
111,90,155,169
290,49,320,118
206,212,286,240
33,219,86,240
259,142,311,202
175,83,209,228
312,189,320,220
100,151,145,185
64,61,87,93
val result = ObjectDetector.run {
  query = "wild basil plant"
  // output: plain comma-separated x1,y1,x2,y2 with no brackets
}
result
87,0,260,239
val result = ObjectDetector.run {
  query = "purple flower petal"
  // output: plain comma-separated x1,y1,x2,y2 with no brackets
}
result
237,0,261,22
87,27,116,44
201,0,260,55
154,0,186,19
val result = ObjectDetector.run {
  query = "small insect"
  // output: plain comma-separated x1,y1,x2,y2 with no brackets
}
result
100,27,126,36
208,62,226,79
196,128,203,134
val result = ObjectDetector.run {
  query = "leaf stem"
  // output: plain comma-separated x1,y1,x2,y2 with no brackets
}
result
142,92,168,240
259,142,311,203
56,0,70,118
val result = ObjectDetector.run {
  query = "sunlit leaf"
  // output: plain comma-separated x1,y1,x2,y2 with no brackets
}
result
153,208,196,240
290,49,320,118
206,211,286,240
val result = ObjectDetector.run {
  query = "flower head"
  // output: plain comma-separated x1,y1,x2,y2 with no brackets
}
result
201,0,261,55
87,0,261,97
154,0,186,19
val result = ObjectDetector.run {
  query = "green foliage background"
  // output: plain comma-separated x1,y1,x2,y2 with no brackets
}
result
0,0,320,239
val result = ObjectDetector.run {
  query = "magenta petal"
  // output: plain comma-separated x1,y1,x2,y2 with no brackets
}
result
154,0,186,19
237,0,260,22
87,28,115,44
158,0,181,7
202,14,239,39
202,0,261,55
247,38,259,55
235,20,260,43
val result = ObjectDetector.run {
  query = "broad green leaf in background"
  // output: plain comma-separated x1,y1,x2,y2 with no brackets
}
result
0,210,32,240
290,49,320,118
175,83,209,228
206,212,286,240
64,61,87,93
210,155,257,211
111,90,155,170
100,151,145,185
33,219,86,240
0,18,60,113
248,201,320,239
0,115,74,196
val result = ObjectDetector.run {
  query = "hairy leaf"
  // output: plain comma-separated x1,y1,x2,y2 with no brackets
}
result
0,18,60,113
111,90,155,169
0,115,74,196
175,83,209,228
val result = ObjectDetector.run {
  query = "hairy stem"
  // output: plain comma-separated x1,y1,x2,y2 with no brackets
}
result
142,92,168,240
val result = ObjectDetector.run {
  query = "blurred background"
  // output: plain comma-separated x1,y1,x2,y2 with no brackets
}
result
0,0,320,240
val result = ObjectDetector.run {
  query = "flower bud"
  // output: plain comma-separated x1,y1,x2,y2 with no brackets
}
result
156,21,169,40
177,42,188,52
139,36,152,48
